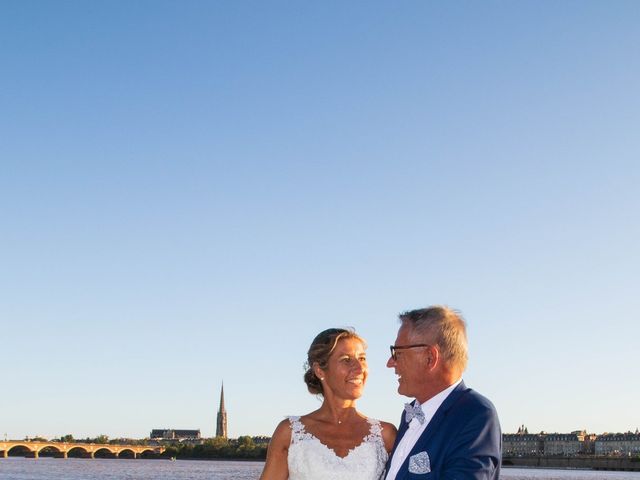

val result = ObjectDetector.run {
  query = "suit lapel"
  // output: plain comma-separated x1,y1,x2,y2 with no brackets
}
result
387,407,410,469
411,381,469,449
395,406,411,443
394,382,470,480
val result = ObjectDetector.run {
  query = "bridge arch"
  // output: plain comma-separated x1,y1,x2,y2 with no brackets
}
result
117,448,136,458
35,444,63,457
138,448,158,458
67,446,90,458
6,444,34,455
94,447,117,458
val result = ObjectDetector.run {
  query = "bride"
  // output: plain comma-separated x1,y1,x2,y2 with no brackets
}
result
260,328,397,480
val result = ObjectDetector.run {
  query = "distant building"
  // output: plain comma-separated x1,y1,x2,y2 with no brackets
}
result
216,383,228,438
544,432,584,456
595,433,640,456
503,432,543,456
502,428,640,457
150,429,201,441
252,436,271,445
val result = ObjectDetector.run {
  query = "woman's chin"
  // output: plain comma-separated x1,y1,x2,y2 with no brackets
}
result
348,386,365,399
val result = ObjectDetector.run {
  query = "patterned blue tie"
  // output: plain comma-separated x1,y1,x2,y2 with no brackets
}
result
404,401,425,425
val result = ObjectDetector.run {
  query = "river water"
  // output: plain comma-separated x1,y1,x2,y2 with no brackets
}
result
1,458,640,479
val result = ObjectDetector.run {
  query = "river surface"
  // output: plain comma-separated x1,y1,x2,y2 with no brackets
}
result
1,458,640,479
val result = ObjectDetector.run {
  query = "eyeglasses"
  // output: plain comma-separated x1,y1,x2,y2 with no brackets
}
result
389,344,431,361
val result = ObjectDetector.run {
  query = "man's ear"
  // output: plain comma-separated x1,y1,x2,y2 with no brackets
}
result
426,345,439,371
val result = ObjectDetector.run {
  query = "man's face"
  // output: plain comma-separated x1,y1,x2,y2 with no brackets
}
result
387,323,430,399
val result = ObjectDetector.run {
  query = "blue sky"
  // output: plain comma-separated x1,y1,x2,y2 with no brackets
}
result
1,1,639,440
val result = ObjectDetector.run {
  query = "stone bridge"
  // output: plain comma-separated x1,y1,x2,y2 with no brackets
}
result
0,441,165,459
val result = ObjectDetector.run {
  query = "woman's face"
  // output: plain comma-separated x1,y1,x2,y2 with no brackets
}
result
318,337,368,400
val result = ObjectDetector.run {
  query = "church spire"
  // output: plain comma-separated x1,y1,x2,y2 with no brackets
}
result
216,382,228,438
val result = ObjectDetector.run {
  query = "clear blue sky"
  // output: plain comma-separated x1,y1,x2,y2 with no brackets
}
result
1,1,639,440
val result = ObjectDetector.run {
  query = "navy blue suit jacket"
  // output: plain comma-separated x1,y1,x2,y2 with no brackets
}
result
385,381,501,480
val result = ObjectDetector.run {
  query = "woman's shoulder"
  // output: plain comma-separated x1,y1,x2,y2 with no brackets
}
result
378,419,397,433
270,418,295,444
365,418,397,453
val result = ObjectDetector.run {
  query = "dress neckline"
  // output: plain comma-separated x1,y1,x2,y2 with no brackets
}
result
290,416,381,460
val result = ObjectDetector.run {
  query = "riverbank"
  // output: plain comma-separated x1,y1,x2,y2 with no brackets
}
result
503,455,640,471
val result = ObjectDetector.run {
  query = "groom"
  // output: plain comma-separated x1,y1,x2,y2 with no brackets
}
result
385,306,501,479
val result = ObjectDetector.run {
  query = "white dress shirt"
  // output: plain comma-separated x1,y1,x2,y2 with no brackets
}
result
386,379,462,480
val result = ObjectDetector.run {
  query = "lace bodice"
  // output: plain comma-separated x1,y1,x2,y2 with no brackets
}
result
287,416,388,480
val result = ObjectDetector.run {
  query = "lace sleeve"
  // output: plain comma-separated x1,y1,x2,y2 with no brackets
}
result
288,416,313,444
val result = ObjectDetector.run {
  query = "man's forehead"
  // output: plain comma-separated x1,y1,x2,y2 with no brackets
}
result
397,323,414,340
399,322,428,342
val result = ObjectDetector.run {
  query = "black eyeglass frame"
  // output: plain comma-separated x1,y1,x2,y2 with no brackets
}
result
389,344,431,361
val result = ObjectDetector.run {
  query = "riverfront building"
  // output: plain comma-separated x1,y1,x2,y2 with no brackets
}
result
502,433,543,456
595,433,640,456
503,426,640,457
543,432,584,455
149,429,201,441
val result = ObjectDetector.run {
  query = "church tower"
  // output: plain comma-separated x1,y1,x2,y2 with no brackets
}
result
216,383,228,438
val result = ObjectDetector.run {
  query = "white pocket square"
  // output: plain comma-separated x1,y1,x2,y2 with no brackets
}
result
409,451,431,474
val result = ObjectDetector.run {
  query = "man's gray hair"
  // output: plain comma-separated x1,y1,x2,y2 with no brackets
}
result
399,305,468,373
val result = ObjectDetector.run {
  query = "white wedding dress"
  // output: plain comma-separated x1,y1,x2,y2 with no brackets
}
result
287,416,388,480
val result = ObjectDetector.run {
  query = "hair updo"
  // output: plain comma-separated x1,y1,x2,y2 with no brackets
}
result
303,327,366,396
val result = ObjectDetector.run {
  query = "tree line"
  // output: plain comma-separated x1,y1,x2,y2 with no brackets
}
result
162,436,267,460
